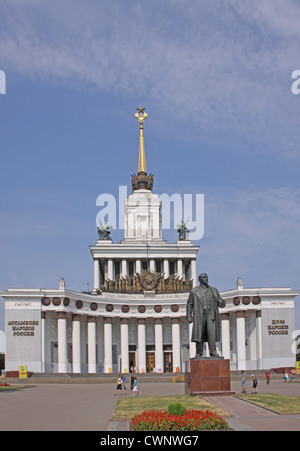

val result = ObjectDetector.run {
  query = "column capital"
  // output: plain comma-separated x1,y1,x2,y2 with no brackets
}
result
104,317,112,324
171,317,180,324
256,310,262,318
57,312,67,320
41,311,46,319
120,318,129,324
236,310,246,319
72,314,81,322
154,318,163,325
87,316,97,323
137,318,146,325
220,313,230,320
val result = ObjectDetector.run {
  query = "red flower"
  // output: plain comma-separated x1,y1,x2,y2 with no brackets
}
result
131,408,228,431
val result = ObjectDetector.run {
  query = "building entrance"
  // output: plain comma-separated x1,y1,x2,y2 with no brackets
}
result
129,352,136,372
146,352,155,373
164,351,173,373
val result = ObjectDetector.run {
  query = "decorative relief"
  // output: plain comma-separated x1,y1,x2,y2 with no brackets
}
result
52,297,61,306
41,297,50,306
76,300,83,309
63,298,70,307
242,296,250,305
233,297,240,306
101,269,193,294
252,296,261,305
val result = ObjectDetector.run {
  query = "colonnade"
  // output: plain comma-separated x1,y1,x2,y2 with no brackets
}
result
41,307,263,374
93,258,197,291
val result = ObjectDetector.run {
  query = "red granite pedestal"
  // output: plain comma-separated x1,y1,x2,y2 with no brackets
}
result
185,357,234,396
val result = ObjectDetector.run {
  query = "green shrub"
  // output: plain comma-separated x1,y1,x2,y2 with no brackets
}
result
167,402,187,416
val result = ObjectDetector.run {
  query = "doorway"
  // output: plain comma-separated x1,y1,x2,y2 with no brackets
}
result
146,352,155,373
129,352,136,372
164,352,173,373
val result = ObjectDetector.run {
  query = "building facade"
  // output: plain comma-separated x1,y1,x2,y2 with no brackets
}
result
1,108,298,374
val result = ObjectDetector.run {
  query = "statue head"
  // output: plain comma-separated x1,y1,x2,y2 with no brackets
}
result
198,273,208,285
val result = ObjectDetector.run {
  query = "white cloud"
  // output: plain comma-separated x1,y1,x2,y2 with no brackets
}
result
0,1,300,157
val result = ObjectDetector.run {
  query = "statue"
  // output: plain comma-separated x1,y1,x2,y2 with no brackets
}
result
177,220,190,240
97,221,112,240
186,273,225,357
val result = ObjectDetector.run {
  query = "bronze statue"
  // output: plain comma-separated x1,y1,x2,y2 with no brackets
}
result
186,273,225,357
97,221,112,240
177,220,189,240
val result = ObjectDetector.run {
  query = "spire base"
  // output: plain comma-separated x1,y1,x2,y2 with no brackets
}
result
131,172,154,192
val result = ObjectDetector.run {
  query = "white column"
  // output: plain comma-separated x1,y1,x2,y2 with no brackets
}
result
221,313,230,360
41,312,46,373
189,322,196,358
172,318,181,372
136,259,142,274
177,259,183,278
120,318,129,373
93,259,100,291
236,311,246,370
72,314,81,373
137,319,146,373
155,319,164,373
107,259,114,280
121,259,128,277
57,312,68,373
191,259,197,287
163,259,169,278
104,318,113,373
88,316,97,373
256,310,263,369
149,259,155,272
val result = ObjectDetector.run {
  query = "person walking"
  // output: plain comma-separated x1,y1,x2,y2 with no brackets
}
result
121,374,126,390
265,370,271,384
114,374,127,395
251,374,258,394
284,371,290,384
132,377,141,396
241,370,246,394
290,369,296,383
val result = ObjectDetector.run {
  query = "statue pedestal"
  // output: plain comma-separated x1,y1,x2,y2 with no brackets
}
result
185,357,234,396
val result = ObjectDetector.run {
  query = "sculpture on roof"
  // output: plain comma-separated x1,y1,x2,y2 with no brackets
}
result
177,220,190,240
97,221,112,240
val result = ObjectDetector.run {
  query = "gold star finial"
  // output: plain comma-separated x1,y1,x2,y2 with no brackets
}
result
135,106,147,125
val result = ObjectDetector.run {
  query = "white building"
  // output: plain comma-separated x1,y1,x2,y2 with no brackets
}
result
1,108,298,374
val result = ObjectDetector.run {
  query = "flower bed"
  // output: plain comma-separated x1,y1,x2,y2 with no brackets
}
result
131,409,229,431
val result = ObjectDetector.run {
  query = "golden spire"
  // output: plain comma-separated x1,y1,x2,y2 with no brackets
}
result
135,106,147,173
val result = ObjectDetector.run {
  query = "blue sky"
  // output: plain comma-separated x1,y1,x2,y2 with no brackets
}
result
0,0,300,332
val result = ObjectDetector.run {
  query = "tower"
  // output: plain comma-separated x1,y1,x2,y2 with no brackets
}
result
124,106,162,242
90,107,199,290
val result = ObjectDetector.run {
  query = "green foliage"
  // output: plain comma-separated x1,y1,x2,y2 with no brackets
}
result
167,402,187,416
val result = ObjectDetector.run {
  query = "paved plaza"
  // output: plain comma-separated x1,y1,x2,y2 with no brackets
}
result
0,376,299,431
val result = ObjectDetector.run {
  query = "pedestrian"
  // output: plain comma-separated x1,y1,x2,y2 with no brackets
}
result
251,374,258,394
290,369,296,383
265,370,271,384
121,374,126,390
283,371,290,384
114,374,127,395
241,370,246,394
132,377,141,396
130,374,135,391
